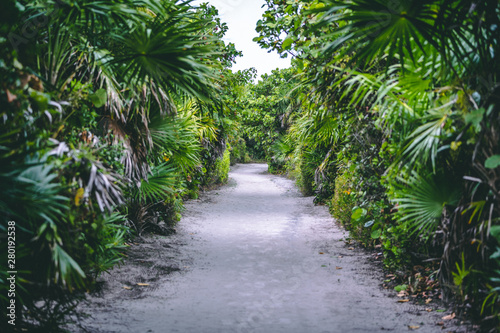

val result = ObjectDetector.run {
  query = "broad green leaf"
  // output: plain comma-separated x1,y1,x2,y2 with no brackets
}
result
371,229,381,239
30,90,50,110
485,155,500,169
464,108,485,127
394,284,408,292
351,207,366,221
491,248,500,260
491,226,500,239
89,88,107,108
282,38,294,50
310,3,326,10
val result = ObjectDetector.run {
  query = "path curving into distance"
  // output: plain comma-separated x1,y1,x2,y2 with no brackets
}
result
78,163,463,333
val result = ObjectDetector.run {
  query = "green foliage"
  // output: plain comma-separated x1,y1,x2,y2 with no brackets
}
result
214,147,231,185
135,164,177,203
390,170,461,235
452,253,473,301
241,68,298,162
295,153,315,196
394,285,408,293
330,165,357,228
229,136,251,165
256,0,500,329
0,0,247,329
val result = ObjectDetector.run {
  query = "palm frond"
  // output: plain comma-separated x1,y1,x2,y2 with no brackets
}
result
149,109,201,172
392,170,460,234
402,101,454,169
135,163,177,203
110,2,218,100
319,0,439,67
50,244,86,290
3,156,69,229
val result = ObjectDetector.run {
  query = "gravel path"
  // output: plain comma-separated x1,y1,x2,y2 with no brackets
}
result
77,163,464,333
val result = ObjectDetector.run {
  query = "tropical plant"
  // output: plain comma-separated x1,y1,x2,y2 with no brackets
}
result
1,0,243,329
255,0,500,329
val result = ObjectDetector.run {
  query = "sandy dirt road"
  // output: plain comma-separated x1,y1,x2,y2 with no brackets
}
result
77,163,465,333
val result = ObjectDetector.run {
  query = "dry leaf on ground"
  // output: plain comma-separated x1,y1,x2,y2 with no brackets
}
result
442,313,455,320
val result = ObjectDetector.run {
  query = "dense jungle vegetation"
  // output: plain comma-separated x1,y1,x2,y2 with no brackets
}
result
1,0,499,331
0,0,250,330
247,0,500,331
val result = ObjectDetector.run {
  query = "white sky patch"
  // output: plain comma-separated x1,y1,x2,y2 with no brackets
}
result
192,0,291,77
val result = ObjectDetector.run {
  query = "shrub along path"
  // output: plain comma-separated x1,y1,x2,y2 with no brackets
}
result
77,163,467,333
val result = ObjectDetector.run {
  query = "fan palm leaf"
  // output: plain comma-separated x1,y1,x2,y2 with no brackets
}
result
392,170,461,234
149,111,201,172
401,101,454,169
135,163,177,203
109,2,218,100
319,0,439,67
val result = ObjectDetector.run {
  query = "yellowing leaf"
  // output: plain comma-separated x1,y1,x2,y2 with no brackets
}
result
398,299,410,303
75,188,84,206
123,286,132,290
408,325,420,330
450,141,462,151
137,283,150,286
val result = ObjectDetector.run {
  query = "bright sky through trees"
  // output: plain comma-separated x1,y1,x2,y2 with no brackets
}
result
192,0,291,77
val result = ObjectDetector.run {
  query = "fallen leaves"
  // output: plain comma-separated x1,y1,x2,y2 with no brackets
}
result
124,283,150,289
408,325,420,330
442,313,456,320
335,266,342,270
397,299,410,303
